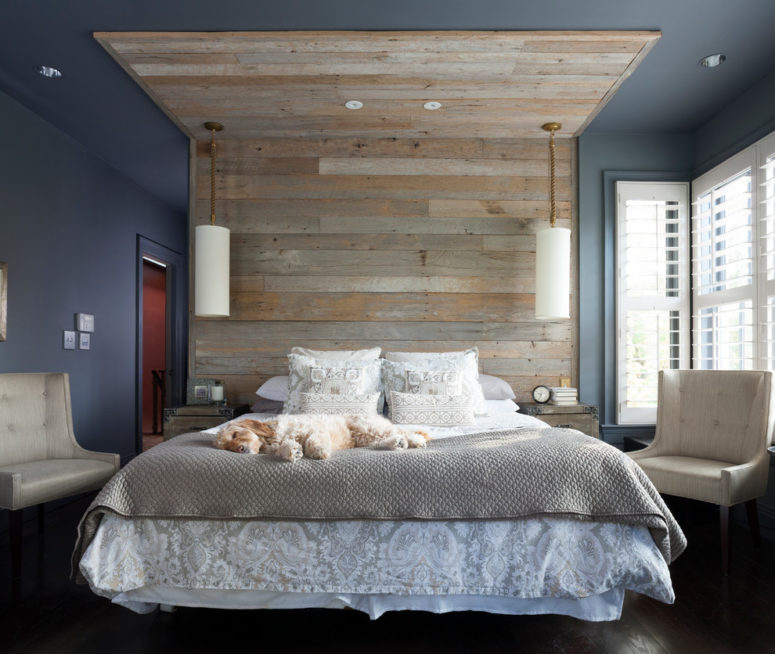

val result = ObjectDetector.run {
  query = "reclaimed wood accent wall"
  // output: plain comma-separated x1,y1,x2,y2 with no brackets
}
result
190,136,576,405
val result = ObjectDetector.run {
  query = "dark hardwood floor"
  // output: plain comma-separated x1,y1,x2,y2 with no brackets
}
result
2,496,774,653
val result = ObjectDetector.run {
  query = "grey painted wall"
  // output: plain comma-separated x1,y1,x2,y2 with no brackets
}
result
0,89,187,466
693,68,775,177
577,132,695,444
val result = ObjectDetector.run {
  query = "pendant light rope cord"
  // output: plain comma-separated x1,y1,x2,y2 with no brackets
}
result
209,127,217,226
549,127,557,228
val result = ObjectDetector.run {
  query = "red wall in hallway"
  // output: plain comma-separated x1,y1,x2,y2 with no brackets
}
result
142,261,166,434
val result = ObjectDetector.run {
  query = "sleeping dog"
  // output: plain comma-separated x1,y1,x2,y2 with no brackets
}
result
215,413,429,462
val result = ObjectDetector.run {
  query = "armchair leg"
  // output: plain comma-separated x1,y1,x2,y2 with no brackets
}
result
9,509,22,581
37,503,45,536
745,499,761,548
720,505,729,576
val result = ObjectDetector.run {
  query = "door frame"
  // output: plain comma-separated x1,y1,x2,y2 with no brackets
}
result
136,235,187,455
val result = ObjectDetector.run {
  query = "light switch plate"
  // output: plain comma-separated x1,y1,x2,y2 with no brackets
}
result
63,330,76,350
76,313,94,332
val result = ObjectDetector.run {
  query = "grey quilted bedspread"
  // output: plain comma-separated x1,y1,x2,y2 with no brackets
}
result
73,428,686,578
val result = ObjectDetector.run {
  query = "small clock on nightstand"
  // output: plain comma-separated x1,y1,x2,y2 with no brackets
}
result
531,385,551,404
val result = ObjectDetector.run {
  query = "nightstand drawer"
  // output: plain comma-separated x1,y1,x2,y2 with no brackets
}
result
163,405,250,440
518,402,599,439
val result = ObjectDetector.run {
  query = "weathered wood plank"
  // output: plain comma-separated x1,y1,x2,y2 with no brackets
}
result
259,275,534,294
233,233,489,252
229,292,535,322
193,320,573,343
196,353,570,377
196,338,571,360
428,199,570,219
100,30,659,55
315,216,570,235
230,249,534,277
318,157,571,177
196,137,571,160
196,174,572,202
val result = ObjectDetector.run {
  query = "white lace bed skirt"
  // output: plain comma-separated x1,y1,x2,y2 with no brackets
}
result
79,515,674,621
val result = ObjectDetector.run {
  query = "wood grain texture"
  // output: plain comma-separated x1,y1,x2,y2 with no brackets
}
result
189,133,577,402
92,30,658,402
95,30,660,139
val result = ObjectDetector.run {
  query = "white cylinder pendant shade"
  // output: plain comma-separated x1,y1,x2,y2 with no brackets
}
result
195,224,230,317
535,226,570,320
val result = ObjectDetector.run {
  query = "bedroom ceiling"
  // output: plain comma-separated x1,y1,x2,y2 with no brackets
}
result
2,1,775,212
95,30,659,141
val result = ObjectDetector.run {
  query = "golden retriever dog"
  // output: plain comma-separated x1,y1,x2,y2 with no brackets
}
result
215,414,429,462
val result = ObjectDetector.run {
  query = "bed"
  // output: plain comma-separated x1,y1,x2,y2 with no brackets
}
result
74,400,685,622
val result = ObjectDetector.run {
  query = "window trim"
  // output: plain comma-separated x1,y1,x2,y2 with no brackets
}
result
615,181,690,424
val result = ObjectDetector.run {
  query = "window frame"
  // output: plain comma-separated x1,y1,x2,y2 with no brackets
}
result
615,181,691,424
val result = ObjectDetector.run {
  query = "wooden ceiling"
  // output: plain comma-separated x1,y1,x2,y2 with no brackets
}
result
95,30,660,141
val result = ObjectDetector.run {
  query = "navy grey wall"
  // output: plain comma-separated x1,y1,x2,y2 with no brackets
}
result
0,88,187,464
577,132,695,444
694,68,775,177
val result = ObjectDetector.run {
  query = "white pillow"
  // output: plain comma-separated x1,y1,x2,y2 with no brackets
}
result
485,399,520,414
384,348,486,415
299,391,379,416
284,354,383,415
256,376,289,401
289,346,381,360
479,374,516,401
390,390,476,426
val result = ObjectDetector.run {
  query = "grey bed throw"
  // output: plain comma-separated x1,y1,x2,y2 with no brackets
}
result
73,428,686,579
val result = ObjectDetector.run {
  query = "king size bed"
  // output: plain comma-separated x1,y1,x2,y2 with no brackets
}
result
73,348,685,622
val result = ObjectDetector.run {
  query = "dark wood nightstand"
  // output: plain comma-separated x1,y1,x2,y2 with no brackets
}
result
518,402,599,438
163,404,251,440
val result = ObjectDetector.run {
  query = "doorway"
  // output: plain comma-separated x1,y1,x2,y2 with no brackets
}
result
142,257,167,450
136,236,187,456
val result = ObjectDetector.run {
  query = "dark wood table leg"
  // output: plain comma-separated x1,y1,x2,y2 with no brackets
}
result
720,505,729,576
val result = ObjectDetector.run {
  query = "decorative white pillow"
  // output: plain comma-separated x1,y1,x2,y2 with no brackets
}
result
299,392,380,416
256,375,290,401
479,374,516,401
284,354,383,414
383,348,487,415
390,390,476,426
289,346,381,360
406,369,463,396
382,358,463,415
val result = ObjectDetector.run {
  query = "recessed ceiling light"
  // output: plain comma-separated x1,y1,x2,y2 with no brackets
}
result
345,100,363,110
37,65,63,79
423,101,442,111
698,53,726,68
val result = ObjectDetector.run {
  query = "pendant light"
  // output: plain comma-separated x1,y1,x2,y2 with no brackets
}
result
195,121,230,317
535,122,570,320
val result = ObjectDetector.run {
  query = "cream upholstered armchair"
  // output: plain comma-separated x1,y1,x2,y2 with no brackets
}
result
628,369,774,574
0,373,119,583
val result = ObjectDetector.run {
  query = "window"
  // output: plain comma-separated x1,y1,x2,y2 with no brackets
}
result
692,131,775,371
616,182,690,424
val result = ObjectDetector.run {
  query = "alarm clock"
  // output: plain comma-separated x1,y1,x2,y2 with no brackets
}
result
531,385,551,404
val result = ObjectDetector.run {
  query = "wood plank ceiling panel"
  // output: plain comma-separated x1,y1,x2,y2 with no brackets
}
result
95,30,660,140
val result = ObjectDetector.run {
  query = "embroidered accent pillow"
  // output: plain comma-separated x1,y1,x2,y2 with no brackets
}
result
382,358,464,418
384,347,487,415
405,369,463,396
299,392,380,416
390,391,476,426
284,354,383,414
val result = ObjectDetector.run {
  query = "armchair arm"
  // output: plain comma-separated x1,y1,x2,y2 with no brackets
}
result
720,456,769,506
72,445,120,471
0,470,21,510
